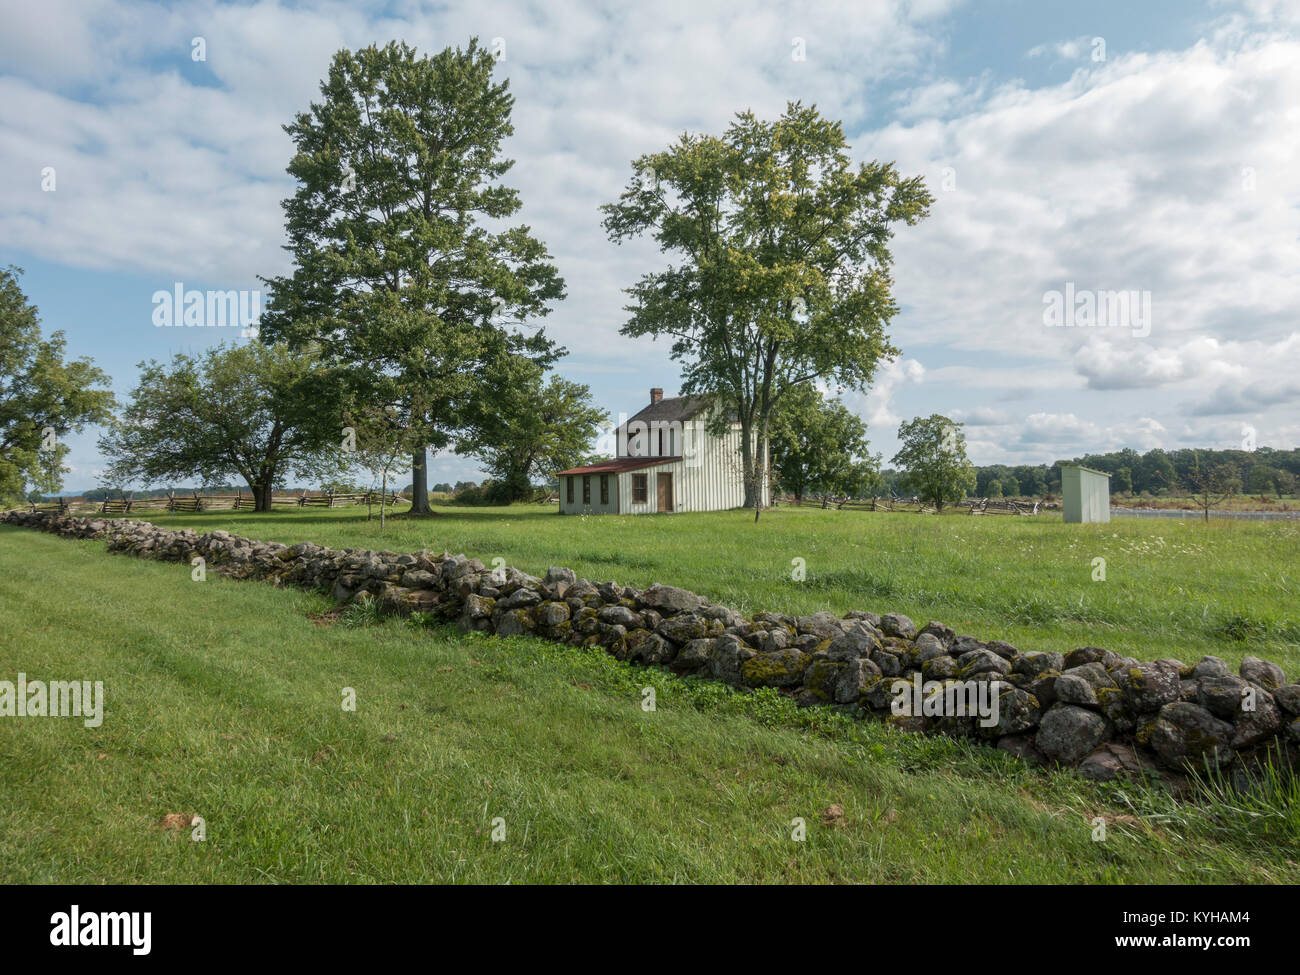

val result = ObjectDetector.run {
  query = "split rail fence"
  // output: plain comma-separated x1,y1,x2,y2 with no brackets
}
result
775,494,1058,515
20,490,406,516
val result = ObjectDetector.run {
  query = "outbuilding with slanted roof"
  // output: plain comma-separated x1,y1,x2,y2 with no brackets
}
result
1060,464,1111,523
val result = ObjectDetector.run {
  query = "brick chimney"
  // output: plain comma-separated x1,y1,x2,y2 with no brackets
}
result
649,387,663,404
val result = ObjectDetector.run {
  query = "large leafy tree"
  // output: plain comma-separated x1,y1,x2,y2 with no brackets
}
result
601,102,931,513
0,268,114,503
98,342,343,511
259,39,564,515
457,362,608,502
892,414,976,512
769,385,877,501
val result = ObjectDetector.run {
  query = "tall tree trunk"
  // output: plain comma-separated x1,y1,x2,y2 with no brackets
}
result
753,426,769,523
254,483,272,512
409,447,432,515
739,419,757,509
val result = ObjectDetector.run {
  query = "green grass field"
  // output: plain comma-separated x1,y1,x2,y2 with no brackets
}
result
2,524,1298,883
107,502,1300,674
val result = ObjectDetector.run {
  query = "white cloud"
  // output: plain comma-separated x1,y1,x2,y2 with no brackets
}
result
1026,35,1099,62
6,0,1300,483
851,357,925,431
957,406,1010,426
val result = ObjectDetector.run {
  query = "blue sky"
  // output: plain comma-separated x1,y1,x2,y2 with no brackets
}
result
2,0,1298,491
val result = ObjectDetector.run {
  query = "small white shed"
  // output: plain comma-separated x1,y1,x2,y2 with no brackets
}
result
1061,465,1111,523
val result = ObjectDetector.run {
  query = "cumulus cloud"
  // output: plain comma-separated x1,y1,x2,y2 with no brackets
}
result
850,357,926,431
3,0,1300,481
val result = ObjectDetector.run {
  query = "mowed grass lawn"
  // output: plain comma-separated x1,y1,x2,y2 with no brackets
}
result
2,525,1299,883
124,503,1300,674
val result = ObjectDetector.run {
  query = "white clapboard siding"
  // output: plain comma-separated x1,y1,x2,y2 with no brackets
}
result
615,414,768,514
558,470,620,515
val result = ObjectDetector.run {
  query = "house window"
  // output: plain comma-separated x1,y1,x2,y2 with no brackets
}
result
566,477,574,504
632,473,648,503
582,475,591,504
658,427,664,455
600,474,609,504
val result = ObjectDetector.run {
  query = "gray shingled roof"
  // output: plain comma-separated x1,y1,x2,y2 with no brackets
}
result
626,395,712,425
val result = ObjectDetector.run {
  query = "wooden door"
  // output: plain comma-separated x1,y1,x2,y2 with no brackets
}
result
656,472,673,512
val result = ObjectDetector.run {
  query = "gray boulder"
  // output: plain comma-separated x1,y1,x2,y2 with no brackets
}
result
639,583,703,615
1190,655,1231,680
1054,673,1099,707
658,614,707,643
833,657,882,704
543,566,575,597
597,604,641,627
985,640,1019,661
1028,671,1060,709
880,613,918,640
959,648,1011,678
1077,743,1154,782
1240,656,1286,691
982,684,1041,737
1063,646,1120,671
495,608,535,637
399,569,438,589
918,621,955,648
921,655,960,681
826,621,881,660
538,601,570,627
1232,689,1282,748
740,648,812,688
796,612,843,639
498,587,542,610
706,634,755,684
675,638,713,670
1275,684,1300,715
628,631,674,666
1116,661,1181,712
910,632,948,664
870,649,903,678
1196,674,1250,719
997,734,1047,765
1013,651,1064,678
1149,702,1235,769
1036,705,1108,764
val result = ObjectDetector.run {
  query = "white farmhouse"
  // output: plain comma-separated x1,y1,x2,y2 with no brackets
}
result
557,387,769,515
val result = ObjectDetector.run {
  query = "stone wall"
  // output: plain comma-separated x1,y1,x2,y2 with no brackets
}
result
4,509,1298,783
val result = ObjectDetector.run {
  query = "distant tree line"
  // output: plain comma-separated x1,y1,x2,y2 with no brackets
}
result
875,446,1300,500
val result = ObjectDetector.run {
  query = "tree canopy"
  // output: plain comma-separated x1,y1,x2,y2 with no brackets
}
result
769,385,878,501
98,341,343,511
0,267,114,503
259,39,565,514
456,362,607,502
601,102,931,514
891,414,976,511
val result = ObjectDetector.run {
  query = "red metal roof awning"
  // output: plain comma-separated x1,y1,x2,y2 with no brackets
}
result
556,456,683,476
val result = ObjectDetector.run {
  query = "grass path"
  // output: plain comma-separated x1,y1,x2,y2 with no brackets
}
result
1,525,1297,883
